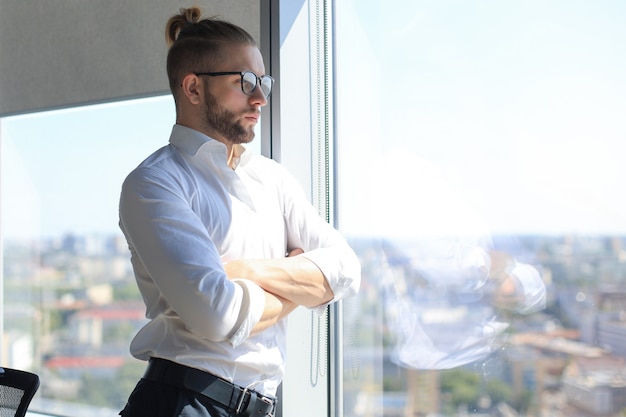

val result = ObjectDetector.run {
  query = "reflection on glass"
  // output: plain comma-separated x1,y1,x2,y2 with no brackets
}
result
336,1,626,416
386,237,545,371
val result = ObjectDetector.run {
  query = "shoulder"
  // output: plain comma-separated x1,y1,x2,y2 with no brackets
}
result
122,145,192,193
135,144,178,170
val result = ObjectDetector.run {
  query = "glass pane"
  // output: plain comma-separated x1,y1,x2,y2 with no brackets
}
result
1,97,176,415
335,1,626,417
1,96,267,415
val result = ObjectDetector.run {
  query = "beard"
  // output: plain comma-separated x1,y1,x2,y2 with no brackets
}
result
202,89,256,145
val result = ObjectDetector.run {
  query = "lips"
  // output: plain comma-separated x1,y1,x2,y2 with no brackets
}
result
243,112,260,123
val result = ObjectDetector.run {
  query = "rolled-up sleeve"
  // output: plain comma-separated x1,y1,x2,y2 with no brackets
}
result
119,166,263,346
510,262,546,314
302,245,361,309
228,279,266,345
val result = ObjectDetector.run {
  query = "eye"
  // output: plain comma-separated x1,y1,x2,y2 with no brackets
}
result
259,77,273,97
242,78,255,91
241,72,258,94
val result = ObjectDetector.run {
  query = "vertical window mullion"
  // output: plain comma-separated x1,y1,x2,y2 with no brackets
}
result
310,0,340,416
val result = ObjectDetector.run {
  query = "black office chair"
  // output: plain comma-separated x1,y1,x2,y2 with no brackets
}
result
0,367,40,417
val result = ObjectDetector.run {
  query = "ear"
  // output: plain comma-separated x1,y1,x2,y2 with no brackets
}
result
180,74,203,105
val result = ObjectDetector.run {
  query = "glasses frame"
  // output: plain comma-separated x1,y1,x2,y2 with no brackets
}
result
195,71,274,98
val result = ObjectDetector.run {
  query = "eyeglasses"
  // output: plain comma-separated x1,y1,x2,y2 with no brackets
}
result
195,71,274,98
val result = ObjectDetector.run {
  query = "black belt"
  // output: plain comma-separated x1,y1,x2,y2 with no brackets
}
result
142,358,275,417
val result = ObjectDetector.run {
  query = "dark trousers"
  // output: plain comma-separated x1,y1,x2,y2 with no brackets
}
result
119,378,232,417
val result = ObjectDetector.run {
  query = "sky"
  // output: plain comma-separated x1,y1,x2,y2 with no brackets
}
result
0,95,264,241
1,97,176,240
2,1,626,241
333,0,626,237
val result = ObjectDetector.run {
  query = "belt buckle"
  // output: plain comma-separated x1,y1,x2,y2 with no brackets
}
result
258,395,274,417
235,388,274,416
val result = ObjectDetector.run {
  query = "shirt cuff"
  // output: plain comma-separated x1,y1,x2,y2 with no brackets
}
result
228,279,266,347
301,247,360,308
510,263,546,314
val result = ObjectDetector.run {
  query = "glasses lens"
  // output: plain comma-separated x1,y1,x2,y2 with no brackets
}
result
241,72,257,95
259,76,273,98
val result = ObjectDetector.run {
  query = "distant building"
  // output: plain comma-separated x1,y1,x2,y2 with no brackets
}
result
1,330,34,371
562,356,626,416
43,302,147,379
67,302,146,347
580,287,626,358
405,369,439,416
45,355,126,379
507,331,605,411
596,314,626,358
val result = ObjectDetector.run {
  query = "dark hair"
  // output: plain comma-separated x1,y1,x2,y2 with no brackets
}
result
164,7,257,95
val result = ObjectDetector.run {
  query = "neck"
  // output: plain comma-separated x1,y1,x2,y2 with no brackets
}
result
227,143,246,169
176,116,232,149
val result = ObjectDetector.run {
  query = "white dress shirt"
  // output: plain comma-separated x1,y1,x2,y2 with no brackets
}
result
119,124,360,395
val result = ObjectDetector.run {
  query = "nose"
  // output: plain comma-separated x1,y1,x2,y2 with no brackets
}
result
248,85,268,107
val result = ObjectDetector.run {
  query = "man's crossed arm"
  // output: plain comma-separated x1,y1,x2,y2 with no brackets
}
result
224,249,334,334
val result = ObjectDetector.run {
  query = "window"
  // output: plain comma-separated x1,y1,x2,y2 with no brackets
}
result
334,1,626,416
3,3,626,417
1,96,257,415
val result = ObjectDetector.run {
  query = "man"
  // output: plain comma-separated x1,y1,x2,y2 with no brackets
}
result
118,7,360,417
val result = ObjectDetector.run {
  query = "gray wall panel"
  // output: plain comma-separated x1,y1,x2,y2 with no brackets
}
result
0,0,259,116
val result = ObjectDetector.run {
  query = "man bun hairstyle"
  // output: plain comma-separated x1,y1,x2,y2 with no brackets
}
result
165,7,257,96
165,7,203,47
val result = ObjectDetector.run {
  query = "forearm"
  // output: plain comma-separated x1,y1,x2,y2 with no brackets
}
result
225,255,334,308
251,292,298,335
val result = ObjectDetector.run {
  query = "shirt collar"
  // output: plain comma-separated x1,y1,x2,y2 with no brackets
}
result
169,124,250,169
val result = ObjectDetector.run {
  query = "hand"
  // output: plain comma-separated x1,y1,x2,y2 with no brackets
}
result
287,248,304,257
